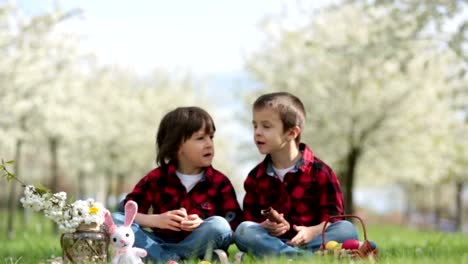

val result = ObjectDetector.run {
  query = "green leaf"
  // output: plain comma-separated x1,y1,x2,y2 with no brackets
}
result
6,173,15,181
6,160,15,164
35,183,50,196
3,173,14,181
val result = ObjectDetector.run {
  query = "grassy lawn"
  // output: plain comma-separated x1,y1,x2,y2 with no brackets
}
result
1,211,468,263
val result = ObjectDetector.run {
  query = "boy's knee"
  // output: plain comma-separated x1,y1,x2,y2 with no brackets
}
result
234,221,258,238
204,216,231,233
330,220,358,240
234,221,263,252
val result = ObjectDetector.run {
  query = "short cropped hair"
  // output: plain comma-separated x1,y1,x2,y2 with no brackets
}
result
156,106,215,167
253,92,306,143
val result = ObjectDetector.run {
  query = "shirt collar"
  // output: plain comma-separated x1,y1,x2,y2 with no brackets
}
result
259,143,315,178
166,162,212,183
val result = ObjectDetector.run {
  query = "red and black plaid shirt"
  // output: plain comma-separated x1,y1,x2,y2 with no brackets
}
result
124,163,243,242
243,143,344,239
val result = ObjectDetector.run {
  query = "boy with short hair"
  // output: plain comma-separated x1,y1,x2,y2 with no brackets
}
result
234,92,358,257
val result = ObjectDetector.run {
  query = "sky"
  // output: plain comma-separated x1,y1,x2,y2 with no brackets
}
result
13,0,303,75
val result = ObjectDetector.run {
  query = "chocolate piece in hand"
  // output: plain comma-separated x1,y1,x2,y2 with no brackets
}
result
261,207,290,230
261,207,282,223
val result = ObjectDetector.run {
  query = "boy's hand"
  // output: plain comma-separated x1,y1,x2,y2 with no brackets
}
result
261,218,290,237
287,224,322,246
157,208,188,231
180,214,203,231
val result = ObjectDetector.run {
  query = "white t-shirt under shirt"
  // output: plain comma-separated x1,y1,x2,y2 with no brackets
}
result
273,165,295,182
176,170,203,192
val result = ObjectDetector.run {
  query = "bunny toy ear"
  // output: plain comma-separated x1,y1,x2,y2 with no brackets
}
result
103,209,117,233
124,200,138,227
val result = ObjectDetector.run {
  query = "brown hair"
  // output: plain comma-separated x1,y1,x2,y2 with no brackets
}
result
156,106,215,167
253,92,306,143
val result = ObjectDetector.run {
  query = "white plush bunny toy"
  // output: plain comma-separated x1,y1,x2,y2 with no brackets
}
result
104,200,147,264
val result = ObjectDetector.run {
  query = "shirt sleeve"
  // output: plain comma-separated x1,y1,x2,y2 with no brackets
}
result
317,166,344,223
242,172,264,223
124,172,155,214
215,177,244,231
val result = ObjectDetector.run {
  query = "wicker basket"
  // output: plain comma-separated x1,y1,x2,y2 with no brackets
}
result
317,214,378,261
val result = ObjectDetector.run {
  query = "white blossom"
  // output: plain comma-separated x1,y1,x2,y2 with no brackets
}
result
19,185,105,233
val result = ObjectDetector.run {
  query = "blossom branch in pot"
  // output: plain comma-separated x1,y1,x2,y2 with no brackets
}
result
2,158,110,263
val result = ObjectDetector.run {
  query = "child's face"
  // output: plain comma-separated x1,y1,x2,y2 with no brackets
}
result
252,108,289,155
177,124,214,174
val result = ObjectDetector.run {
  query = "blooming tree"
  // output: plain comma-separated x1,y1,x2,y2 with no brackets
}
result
0,1,237,237
0,2,83,237
243,1,466,214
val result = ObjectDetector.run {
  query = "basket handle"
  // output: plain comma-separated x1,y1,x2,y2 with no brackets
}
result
320,214,368,249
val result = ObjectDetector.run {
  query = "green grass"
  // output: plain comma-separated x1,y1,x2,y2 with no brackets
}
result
0,212,61,263
1,211,468,263
355,225,468,264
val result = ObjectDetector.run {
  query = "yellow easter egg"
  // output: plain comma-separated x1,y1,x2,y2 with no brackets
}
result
325,240,339,250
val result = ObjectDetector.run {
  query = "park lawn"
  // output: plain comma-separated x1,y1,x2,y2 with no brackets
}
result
1,211,468,264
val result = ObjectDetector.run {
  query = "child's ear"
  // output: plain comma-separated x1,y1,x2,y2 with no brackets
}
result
286,126,301,141
177,148,183,158
177,142,184,156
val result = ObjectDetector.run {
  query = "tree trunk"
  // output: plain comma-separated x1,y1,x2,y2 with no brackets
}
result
48,137,59,233
403,184,412,220
105,171,112,203
341,147,361,215
116,172,125,198
104,151,117,208
7,138,22,239
49,137,59,193
78,169,85,199
454,181,464,232
434,185,441,230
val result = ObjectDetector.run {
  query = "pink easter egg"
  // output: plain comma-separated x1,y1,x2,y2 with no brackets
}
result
342,239,360,250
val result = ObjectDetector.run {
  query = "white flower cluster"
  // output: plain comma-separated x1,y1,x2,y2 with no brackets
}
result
20,185,105,233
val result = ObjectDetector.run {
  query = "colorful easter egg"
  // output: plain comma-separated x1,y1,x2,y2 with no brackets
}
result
325,240,339,250
342,239,360,250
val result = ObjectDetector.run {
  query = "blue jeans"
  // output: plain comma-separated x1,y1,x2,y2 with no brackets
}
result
234,220,358,257
112,213,232,263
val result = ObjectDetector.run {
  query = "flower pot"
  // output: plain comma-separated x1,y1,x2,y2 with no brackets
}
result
60,223,109,263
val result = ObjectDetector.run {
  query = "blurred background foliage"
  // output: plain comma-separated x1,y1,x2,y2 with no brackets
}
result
1,0,467,241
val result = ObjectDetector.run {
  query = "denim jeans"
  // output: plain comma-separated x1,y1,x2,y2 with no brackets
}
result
111,213,232,263
234,220,358,257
